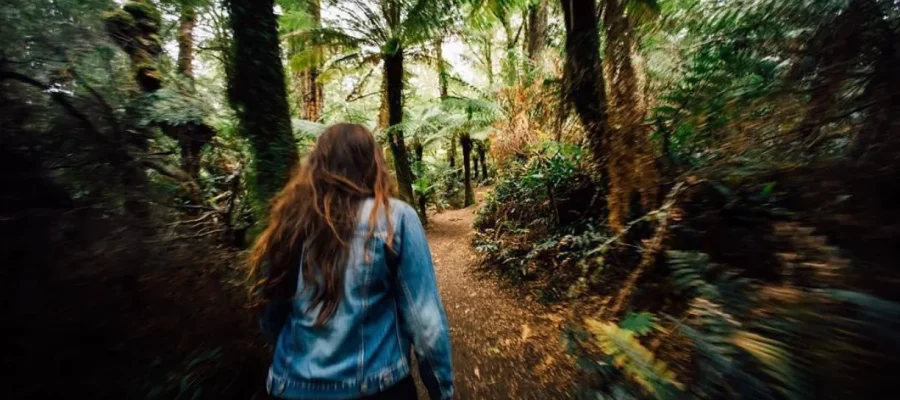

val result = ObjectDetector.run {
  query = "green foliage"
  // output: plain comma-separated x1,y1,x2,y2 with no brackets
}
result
619,312,659,337
474,141,605,294
143,347,223,400
580,250,900,400
585,319,682,399
137,87,211,127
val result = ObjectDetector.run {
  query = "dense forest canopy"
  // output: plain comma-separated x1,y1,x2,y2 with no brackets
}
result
3,0,900,398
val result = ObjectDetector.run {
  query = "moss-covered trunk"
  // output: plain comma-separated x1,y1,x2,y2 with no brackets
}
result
227,0,298,215
526,0,548,73
101,0,165,216
560,0,608,215
384,48,415,204
601,0,661,229
103,0,164,92
461,134,474,206
177,5,195,79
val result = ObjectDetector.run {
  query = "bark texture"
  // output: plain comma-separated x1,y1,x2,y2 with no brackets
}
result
227,0,299,212
384,48,416,203
526,1,548,69
601,0,661,229
560,0,608,170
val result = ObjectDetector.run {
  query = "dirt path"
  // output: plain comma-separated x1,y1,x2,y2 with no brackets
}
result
421,189,576,399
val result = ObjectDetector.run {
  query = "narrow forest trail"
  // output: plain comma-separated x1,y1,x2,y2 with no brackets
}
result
420,188,577,399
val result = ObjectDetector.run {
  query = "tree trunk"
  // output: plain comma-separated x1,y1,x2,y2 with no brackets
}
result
461,134,474,206
601,0,661,229
560,0,607,165
378,81,389,130
384,48,416,204
473,151,480,181
417,193,428,225
295,0,323,121
478,142,488,179
103,0,163,92
414,141,424,162
177,5,195,79
175,3,212,189
412,140,427,224
526,1,548,72
560,0,609,222
227,0,299,215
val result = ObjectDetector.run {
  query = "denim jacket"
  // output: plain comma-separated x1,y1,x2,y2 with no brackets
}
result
261,199,453,399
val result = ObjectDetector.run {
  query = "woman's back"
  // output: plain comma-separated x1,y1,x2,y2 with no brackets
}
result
264,199,453,399
247,122,452,400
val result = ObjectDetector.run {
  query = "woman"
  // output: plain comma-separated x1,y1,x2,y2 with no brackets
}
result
248,123,454,400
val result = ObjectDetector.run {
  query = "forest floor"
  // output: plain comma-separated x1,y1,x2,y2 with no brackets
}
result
418,187,577,399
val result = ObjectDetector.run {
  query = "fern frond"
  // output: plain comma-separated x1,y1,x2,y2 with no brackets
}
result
291,119,326,138
586,319,683,397
620,312,660,337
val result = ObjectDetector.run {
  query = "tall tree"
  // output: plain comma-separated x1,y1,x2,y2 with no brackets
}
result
103,0,206,208
559,0,609,222
442,96,501,206
525,0,548,71
173,0,214,185
435,37,458,170
297,0,455,204
287,0,324,121
384,32,417,203
559,0,607,165
227,0,299,213
177,2,196,78
477,140,489,179
460,133,474,205
601,0,661,229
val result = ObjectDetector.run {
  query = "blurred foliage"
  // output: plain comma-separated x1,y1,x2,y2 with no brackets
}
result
576,250,900,400
5,0,900,398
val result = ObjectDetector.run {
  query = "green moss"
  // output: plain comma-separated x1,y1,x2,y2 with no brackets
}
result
123,1,162,27
141,34,163,56
102,9,136,33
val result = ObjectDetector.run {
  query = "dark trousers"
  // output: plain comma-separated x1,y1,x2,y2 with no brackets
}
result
360,376,417,400
269,376,418,400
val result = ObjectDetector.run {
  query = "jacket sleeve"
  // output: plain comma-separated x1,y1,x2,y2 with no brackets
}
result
260,298,290,345
392,205,454,400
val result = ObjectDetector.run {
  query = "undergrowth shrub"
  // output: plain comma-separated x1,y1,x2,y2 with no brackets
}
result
473,141,608,300
573,250,900,400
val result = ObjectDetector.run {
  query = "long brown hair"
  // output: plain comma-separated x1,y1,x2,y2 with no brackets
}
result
248,123,395,326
